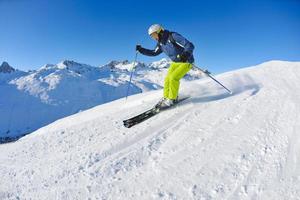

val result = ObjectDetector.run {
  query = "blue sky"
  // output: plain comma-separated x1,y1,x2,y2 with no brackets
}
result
0,0,299,73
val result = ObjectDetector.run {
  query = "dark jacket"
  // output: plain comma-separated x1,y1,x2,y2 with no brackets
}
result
139,30,195,63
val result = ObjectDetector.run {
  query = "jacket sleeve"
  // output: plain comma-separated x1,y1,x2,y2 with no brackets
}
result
171,32,194,53
138,44,162,56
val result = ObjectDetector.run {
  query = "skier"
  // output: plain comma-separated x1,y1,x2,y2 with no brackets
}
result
136,24,195,108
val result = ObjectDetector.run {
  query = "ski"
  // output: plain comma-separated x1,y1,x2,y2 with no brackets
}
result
123,107,158,128
123,97,190,128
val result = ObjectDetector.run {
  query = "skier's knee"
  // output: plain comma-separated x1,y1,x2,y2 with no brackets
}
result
169,75,179,82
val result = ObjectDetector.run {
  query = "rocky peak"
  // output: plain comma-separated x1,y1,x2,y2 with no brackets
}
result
0,62,15,73
62,60,82,67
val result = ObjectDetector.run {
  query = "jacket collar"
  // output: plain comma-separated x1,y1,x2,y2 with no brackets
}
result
158,30,170,45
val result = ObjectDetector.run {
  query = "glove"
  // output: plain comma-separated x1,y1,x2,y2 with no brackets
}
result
177,51,191,62
136,44,142,52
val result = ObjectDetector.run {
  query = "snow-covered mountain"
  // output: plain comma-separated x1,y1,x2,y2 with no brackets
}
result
0,59,203,142
0,60,299,199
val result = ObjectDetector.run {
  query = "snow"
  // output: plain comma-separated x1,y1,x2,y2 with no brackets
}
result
0,59,202,142
0,60,299,199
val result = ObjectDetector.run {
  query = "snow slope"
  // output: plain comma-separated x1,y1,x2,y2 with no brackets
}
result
0,59,202,142
0,61,299,199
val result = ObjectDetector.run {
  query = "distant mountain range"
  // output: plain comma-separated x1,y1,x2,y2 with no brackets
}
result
0,59,203,142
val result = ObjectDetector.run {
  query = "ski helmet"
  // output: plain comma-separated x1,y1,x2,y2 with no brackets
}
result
148,24,164,35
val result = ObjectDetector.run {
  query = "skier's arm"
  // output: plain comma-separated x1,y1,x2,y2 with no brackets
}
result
136,44,162,56
171,32,194,54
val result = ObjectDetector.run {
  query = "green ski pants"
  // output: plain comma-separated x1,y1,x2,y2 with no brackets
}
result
163,62,193,100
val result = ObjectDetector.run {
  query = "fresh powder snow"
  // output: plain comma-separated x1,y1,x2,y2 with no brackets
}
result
0,60,299,199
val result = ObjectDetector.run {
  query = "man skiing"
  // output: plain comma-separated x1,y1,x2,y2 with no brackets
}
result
136,24,195,109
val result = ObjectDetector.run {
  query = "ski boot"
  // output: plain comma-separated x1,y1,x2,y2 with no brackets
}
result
155,97,177,109
155,97,166,109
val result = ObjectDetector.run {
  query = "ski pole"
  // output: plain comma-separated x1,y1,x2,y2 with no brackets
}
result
193,64,232,94
125,51,138,100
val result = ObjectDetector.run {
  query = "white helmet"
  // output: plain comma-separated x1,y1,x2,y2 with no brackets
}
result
148,24,164,35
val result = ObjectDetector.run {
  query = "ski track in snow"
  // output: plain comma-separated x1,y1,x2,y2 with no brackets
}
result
0,61,300,199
